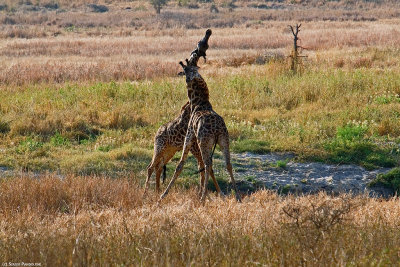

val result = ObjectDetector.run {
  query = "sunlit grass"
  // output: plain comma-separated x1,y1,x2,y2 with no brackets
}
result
1,63,400,175
1,175,400,265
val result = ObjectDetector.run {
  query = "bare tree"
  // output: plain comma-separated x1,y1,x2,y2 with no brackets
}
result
288,23,307,73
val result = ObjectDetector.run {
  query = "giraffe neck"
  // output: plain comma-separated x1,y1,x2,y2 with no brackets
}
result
186,75,212,111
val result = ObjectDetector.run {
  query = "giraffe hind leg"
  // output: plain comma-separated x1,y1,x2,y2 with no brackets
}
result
218,135,242,202
198,138,215,202
145,159,163,195
160,131,195,200
144,161,156,195
191,142,221,197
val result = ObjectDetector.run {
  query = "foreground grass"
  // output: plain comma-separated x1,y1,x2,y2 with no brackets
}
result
1,175,400,266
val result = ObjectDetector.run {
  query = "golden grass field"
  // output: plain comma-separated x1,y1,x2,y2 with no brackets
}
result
1,0,400,265
1,175,400,266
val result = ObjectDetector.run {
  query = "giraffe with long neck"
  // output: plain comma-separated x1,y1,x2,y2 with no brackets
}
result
160,29,241,202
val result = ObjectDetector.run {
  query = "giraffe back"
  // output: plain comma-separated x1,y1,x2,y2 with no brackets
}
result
154,102,191,148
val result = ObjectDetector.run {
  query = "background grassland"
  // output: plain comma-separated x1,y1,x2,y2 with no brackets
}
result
1,64,400,174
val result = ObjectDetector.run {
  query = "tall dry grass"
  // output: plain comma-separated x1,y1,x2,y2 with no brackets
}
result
1,174,400,265
1,20,400,84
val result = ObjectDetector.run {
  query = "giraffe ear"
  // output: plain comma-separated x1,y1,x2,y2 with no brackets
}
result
179,61,186,68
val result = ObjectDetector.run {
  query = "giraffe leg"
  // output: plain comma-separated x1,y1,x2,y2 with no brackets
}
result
210,167,223,197
218,135,242,202
155,164,163,193
155,149,179,193
160,132,195,200
144,161,156,195
197,160,206,196
144,143,165,195
199,139,215,202
190,143,206,196
162,165,167,184
192,141,222,197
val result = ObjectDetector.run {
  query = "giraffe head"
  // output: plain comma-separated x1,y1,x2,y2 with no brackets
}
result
186,29,212,67
179,60,201,83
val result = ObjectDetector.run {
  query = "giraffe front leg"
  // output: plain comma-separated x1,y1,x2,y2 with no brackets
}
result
159,132,194,201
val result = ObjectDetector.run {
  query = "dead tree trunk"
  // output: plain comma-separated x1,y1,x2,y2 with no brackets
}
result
289,23,303,73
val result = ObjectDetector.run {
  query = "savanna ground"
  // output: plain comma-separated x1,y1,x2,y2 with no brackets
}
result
1,0,400,265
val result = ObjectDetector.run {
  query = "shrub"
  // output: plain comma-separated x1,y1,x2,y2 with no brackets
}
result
50,132,70,147
0,120,10,134
369,168,400,194
87,4,108,13
150,0,169,14
275,159,289,169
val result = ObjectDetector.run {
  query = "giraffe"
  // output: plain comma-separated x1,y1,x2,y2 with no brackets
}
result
144,101,222,195
160,29,241,202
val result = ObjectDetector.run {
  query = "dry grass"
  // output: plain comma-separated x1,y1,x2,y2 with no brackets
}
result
1,20,400,84
1,174,400,265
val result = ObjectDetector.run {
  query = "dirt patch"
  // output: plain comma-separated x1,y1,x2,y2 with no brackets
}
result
232,152,393,197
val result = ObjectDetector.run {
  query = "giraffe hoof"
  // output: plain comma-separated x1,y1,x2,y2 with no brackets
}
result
160,192,168,200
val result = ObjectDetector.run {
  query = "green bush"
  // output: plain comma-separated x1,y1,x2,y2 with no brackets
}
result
323,142,396,170
16,137,43,154
275,159,289,169
369,168,400,193
50,132,70,147
336,124,368,143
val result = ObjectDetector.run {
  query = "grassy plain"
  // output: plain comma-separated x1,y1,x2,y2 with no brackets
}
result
1,0,400,265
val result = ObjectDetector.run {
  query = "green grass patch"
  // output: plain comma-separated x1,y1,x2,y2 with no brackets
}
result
313,124,398,170
50,132,70,147
274,159,289,169
321,142,396,170
369,168,400,193
16,137,44,154
336,124,368,143
231,139,270,154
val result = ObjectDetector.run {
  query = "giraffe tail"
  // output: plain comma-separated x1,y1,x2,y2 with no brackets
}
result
162,165,167,184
